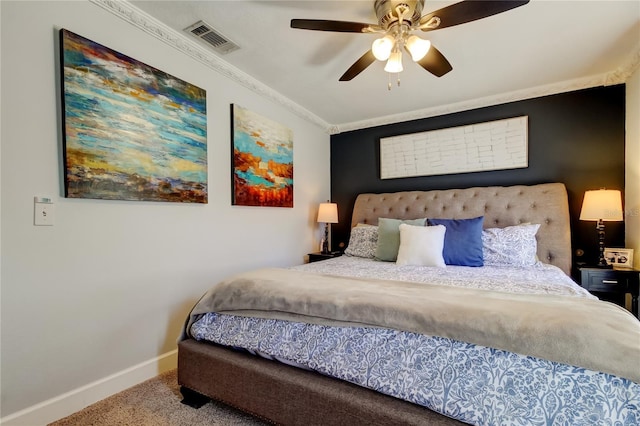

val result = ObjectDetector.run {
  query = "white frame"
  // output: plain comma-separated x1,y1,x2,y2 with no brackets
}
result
380,116,528,179
604,248,634,268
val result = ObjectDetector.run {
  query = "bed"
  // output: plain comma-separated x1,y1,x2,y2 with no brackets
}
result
177,182,640,425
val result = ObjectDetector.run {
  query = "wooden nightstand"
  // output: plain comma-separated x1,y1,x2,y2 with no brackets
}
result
579,267,639,318
307,252,342,263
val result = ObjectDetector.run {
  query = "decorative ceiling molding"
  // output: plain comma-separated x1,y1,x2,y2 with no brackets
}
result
333,70,627,134
90,0,639,136
604,47,640,86
89,0,333,133
335,47,640,134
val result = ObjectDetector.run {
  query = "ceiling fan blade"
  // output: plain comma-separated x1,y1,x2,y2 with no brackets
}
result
420,0,529,32
339,50,376,81
414,45,452,77
291,19,374,33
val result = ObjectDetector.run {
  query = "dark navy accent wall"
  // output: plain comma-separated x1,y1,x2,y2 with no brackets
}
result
330,85,626,272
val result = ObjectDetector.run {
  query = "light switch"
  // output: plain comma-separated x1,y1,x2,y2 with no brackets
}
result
34,197,54,226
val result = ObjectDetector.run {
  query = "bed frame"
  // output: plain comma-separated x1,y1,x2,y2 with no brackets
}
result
178,182,571,425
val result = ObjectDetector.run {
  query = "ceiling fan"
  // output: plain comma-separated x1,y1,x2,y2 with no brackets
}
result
291,0,529,87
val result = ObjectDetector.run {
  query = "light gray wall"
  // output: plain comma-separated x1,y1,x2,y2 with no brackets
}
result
0,0,330,416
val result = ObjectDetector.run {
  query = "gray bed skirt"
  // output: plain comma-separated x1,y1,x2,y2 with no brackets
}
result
177,339,465,425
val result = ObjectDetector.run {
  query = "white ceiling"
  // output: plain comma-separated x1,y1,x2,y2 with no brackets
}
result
127,0,639,132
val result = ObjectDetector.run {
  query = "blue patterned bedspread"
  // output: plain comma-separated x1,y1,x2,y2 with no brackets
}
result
191,312,640,425
189,259,638,424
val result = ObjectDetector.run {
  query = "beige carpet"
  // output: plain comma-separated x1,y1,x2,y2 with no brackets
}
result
48,369,269,426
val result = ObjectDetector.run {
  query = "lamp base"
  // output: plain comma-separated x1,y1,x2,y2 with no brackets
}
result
594,263,613,269
321,223,330,254
596,219,608,268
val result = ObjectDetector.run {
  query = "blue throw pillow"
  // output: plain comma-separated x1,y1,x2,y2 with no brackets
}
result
427,216,484,267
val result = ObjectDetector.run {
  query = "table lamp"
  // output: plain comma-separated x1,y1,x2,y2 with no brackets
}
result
317,202,338,254
579,189,623,267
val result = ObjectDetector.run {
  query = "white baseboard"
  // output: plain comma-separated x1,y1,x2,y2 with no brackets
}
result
0,349,178,426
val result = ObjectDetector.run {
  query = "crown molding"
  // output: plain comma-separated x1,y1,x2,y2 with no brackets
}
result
89,0,332,133
334,47,640,134
89,0,639,136
333,73,609,133
604,47,640,86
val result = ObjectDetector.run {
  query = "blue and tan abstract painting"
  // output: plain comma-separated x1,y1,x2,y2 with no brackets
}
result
60,29,207,203
232,105,293,207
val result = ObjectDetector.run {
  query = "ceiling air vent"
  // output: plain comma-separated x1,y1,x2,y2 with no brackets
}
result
184,20,239,55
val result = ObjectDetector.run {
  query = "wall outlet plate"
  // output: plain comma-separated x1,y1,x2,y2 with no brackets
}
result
34,197,54,226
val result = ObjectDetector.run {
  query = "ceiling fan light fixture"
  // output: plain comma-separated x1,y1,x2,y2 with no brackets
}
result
372,35,394,61
406,35,431,62
384,51,403,73
291,0,530,83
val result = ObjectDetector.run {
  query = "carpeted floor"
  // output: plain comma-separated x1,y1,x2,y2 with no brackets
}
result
48,369,269,425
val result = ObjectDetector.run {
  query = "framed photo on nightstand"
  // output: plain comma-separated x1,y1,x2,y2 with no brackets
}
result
604,248,634,268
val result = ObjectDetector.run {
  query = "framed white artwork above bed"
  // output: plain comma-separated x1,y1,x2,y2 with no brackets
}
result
379,116,528,179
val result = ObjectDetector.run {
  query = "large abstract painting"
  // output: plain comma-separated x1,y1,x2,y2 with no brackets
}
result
60,29,208,203
231,104,293,207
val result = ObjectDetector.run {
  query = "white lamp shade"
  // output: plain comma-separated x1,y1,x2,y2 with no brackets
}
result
372,35,394,61
317,203,338,223
384,51,403,73
579,189,623,221
405,35,431,62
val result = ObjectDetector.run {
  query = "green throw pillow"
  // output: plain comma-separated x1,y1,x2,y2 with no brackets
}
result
375,217,427,261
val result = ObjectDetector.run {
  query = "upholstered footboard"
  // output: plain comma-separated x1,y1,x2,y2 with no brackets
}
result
177,339,465,426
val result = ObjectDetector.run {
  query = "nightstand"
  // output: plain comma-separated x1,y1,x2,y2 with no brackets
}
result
307,252,342,263
579,267,639,318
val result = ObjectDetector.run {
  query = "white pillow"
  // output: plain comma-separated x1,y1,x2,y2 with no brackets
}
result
396,224,446,267
482,223,540,267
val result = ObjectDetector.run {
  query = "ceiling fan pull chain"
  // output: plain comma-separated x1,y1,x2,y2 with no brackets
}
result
387,73,401,91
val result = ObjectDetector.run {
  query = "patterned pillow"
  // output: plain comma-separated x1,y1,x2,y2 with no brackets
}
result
482,224,540,267
344,225,378,258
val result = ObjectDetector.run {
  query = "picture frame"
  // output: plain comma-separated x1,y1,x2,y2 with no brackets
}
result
379,116,528,179
230,104,293,207
60,29,208,203
604,248,634,268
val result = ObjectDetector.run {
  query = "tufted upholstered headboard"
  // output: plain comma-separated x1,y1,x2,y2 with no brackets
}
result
351,183,571,275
